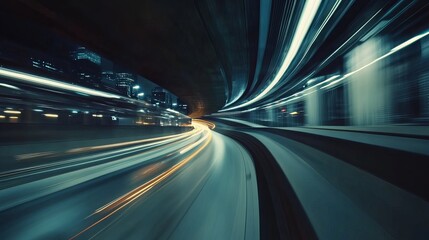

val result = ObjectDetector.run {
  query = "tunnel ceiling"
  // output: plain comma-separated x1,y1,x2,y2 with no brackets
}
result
3,1,426,117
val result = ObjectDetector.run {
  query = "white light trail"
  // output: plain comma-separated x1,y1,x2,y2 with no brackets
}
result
321,30,429,89
4,110,21,114
43,114,59,118
0,83,20,90
0,67,121,99
220,0,321,112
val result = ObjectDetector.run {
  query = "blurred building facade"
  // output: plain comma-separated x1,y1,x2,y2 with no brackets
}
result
70,47,102,88
175,98,189,115
221,31,429,127
152,87,172,108
0,40,70,80
115,72,135,97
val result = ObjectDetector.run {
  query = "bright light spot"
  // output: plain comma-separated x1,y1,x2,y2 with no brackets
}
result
72,110,78,114
44,113,58,118
9,116,18,119
33,109,44,112
111,116,117,121
4,110,21,114
0,115,5,119
137,93,144,97
132,85,140,89
92,114,103,118
290,111,299,115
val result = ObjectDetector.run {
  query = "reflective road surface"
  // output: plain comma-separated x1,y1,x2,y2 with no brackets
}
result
0,121,259,240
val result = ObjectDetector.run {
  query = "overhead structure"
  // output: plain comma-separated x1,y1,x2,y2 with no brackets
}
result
1,1,426,116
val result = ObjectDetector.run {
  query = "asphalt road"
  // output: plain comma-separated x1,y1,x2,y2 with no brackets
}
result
2,118,429,240
211,118,429,240
0,122,259,240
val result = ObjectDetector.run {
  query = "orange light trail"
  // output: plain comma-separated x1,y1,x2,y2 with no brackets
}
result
193,119,216,129
15,126,201,161
69,122,212,239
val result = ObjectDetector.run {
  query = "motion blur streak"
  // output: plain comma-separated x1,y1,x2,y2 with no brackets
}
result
221,0,322,111
14,127,200,161
322,30,429,89
0,119,261,240
2,1,429,239
193,119,216,129
70,123,212,240
0,67,121,99
1,127,203,184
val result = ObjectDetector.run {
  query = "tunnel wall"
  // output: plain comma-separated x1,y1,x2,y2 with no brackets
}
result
226,33,429,127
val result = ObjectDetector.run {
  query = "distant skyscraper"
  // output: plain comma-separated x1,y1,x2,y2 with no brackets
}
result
101,71,116,85
152,87,172,108
30,57,62,73
0,40,68,79
70,47,101,65
176,98,188,115
70,47,101,88
116,72,135,97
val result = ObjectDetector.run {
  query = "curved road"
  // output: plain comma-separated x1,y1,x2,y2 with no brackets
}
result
0,122,259,240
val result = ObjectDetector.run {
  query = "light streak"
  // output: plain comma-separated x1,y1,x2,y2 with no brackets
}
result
0,83,20,90
70,123,212,239
43,114,58,118
229,29,429,111
4,110,21,114
193,119,216,129
179,131,209,155
220,0,321,111
292,0,343,73
0,67,121,99
12,127,200,163
67,130,199,153
166,108,178,113
318,9,383,68
321,30,429,89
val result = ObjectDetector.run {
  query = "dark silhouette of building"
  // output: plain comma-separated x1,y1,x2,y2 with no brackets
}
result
70,47,102,88
116,72,135,97
101,71,116,86
176,98,189,115
0,40,70,80
152,87,172,108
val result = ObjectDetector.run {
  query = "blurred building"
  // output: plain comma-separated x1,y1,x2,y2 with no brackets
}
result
71,47,101,64
152,87,172,108
30,57,63,74
101,71,116,86
0,40,69,79
176,98,189,115
116,72,135,97
70,47,102,88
